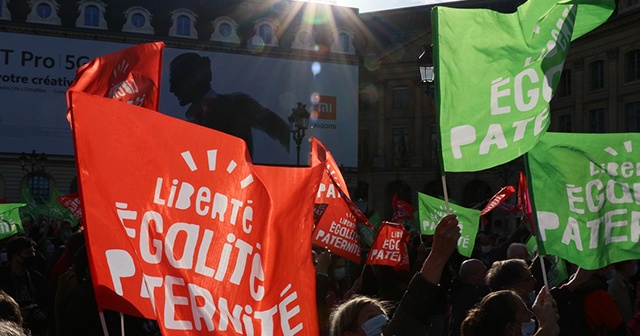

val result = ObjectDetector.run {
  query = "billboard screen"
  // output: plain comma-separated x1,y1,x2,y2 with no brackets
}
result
0,32,358,166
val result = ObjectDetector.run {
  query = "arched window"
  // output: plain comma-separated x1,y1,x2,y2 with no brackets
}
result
258,24,273,45
339,33,349,52
84,5,99,26
177,15,191,36
210,17,240,44
26,174,51,204
331,28,355,54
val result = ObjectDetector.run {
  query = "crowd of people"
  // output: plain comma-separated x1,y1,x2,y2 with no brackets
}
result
315,216,640,336
1,212,639,336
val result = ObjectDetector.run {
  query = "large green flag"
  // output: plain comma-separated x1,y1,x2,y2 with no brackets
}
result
433,0,614,172
418,192,480,257
0,203,26,240
527,132,640,270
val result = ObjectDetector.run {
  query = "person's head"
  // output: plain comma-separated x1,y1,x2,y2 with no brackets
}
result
613,259,638,280
475,233,491,254
0,320,27,336
6,236,36,270
486,259,536,301
329,296,390,336
169,53,212,106
329,256,347,281
459,259,487,286
461,290,533,336
506,243,530,262
0,290,22,325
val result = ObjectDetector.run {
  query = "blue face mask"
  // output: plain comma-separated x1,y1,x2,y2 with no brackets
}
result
361,314,388,336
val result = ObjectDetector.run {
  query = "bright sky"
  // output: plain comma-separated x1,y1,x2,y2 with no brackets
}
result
335,0,431,13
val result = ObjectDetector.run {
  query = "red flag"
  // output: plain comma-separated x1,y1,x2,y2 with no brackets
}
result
391,193,414,222
311,203,361,264
517,171,535,235
56,193,83,223
366,221,410,271
66,42,164,124
480,186,515,217
310,138,373,230
69,92,321,335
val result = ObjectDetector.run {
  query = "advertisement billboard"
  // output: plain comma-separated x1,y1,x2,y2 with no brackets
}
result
0,32,358,166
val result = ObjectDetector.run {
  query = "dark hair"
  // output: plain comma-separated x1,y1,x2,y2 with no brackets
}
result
6,236,34,261
460,290,520,336
0,290,22,324
169,53,212,85
486,259,529,291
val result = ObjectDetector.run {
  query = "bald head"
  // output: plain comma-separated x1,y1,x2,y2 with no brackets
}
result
507,243,529,261
459,259,487,286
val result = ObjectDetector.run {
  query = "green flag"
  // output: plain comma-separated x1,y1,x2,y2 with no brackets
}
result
418,192,480,257
359,212,382,247
433,0,614,172
527,132,640,270
525,236,569,288
0,203,26,240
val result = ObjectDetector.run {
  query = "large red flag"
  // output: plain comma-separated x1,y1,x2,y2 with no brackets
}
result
69,91,321,335
365,221,409,271
66,42,164,123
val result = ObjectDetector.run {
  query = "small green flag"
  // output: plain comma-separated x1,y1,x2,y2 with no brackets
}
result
418,192,480,257
526,236,569,288
0,203,26,240
433,0,615,172
358,212,382,247
527,132,640,270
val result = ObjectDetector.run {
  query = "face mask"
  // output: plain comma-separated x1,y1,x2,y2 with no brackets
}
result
0,252,7,264
333,267,347,280
361,314,388,336
607,270,616,281
481,246,492,254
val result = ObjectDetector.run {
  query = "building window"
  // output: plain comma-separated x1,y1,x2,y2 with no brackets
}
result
626,50,640,82
249,19,278,48
589,60,604,90
177,15,191,36
392,86,410,110
84,5,99,26
331,28,355,54
392,126,410,167
557,114,572,132
627,102,640,132
210,17,240,44
122,7,153,34
358,129,370,167
556,70,571,97
339,33,349,52
37,3,52,18
589,108,605,133
132,13,145,28
27,174,50,204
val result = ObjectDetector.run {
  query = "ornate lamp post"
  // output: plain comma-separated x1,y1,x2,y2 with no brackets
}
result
417,44,435,97
19,150,47,173
288,102,310,166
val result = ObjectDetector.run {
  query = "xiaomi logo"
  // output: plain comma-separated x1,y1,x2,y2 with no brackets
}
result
311,95,337,120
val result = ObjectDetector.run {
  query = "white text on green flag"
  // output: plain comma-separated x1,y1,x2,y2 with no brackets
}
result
418,192,480,257
528,132,640,270
433,0,614,172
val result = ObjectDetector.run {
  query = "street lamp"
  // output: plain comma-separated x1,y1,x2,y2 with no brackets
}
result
19,150,47,173
417,44,434,97
288,102,310,166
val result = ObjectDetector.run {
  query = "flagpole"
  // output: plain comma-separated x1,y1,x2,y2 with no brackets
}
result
441,175,451,214
539,254,550,291
360,264,367,278
99,311,110,336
